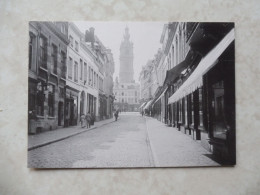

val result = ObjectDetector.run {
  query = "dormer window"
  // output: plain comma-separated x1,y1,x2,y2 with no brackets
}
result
69,35,73,47
75,41,79,52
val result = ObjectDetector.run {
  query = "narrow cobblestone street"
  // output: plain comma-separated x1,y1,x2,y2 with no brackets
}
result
28,112,219,168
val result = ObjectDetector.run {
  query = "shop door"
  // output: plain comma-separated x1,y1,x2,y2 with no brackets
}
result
58,101,63,126
210,80,227,140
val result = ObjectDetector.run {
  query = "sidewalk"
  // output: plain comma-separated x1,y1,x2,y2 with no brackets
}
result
28,118,115,151
145,116,220,167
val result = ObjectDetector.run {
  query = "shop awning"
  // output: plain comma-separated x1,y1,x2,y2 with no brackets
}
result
154,87,168,104
168,28,235,104
163,52,193,86
139,102,147,109
143,100,153,110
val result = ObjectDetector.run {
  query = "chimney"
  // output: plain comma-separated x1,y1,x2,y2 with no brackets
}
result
89,27,95,48
85,27,95,48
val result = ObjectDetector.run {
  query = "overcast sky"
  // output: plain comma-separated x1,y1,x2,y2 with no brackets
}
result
74,22,165,83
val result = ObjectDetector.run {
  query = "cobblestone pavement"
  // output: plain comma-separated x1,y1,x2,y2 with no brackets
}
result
28,113,152,168
28,118,114,150
28,112,219,168
145,117,220,167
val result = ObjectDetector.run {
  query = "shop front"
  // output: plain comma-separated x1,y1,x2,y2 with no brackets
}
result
168,28,235,164
65,87,79,127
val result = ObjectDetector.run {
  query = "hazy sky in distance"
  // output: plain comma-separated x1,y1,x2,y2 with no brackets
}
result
74,21,165,83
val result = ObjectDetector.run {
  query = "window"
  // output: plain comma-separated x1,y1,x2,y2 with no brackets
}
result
176,37,179,64
39,36,47,68
61,51,66,78
29,34,34,70
212,81,226,139
178,99,182,123
36,88,44,116
68,57,73,79
69,35,73,47
93,72,96,87
48,85,55,117
61,24,66,34
91,69,93,86
88,67,91,85
75,41,79,51
198,88,203,127
185,96,188,126
59,87,64,98
80,59,83,80
74,61,78,82
51,44,58,74
84,62,87,84
190,93,194,125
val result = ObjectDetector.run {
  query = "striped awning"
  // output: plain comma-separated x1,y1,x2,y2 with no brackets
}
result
143,100,153,110
168,28,235,104
139,102,147,109
154,87,168,104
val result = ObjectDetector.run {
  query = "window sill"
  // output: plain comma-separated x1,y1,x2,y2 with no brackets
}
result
36,115,44,119
51,72,58,78
39,66,48,72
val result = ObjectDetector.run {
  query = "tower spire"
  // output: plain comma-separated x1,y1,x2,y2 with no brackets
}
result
124,25,130,41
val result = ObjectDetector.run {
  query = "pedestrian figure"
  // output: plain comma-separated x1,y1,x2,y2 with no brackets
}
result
91,112,95,126
114,109,119,121
86,112,91,128
141,110,144,117
80,114,86,128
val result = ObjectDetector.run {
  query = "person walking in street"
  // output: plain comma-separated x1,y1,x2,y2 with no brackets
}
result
91,112,95,126
141,110,144,117
85,112,91,128
80,113,86,128
114,109,119,121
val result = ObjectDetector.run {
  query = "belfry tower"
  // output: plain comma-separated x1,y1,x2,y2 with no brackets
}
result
119,26,134,83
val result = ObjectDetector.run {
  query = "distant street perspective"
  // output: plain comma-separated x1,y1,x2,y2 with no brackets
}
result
28,112,219,168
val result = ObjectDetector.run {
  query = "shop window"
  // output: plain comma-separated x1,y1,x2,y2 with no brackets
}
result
68,57,73,79
39,36,47,69
184,96,188,126
48,85,55,117
190,93,194,125
211,80,226,140
178,99,182,123
51,44,58,74
29,87,36,113
36,83,44,116
198,88,204,127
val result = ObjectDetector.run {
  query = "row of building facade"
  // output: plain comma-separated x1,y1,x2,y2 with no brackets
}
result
139,22,235,165
28,22,114,134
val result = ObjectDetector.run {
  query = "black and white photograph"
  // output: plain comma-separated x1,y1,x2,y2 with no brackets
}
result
28,21,235,168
